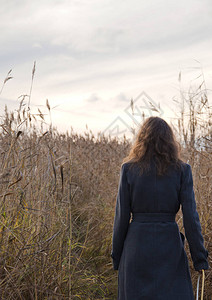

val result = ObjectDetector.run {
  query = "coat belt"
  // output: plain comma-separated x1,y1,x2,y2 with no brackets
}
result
132,212,176,222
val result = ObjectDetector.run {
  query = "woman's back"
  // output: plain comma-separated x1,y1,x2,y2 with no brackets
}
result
125,159,182,214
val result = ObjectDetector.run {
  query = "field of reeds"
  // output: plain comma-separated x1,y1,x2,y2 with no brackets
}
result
0,68,211,299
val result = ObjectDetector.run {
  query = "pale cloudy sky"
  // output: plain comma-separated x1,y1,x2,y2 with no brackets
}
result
0,0,212,139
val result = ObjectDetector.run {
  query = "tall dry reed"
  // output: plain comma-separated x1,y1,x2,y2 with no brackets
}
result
0,66,211,299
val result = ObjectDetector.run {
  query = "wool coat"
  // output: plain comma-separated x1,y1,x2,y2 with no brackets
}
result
111,159,209,300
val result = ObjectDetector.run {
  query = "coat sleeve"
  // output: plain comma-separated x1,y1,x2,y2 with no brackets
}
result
111,163,131,270
179,163,209,271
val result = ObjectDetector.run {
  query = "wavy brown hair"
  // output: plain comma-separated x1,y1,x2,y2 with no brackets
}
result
123,116,184,176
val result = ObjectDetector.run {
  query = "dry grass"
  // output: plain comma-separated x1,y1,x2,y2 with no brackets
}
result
0,68,211,299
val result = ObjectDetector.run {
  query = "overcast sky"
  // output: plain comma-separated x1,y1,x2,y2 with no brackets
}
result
0,0,212,139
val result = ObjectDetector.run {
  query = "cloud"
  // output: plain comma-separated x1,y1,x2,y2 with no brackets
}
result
86,93,101,102
1,0,212,62
116,93,129,103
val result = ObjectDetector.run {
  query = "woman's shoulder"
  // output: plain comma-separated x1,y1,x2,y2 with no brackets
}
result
120,161,131,171
120,160,136,174
177,161,193,182
179,161,192,172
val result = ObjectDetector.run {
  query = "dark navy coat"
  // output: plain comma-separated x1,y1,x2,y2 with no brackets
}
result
111,159,209,300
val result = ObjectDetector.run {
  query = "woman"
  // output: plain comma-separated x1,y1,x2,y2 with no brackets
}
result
111,116,209,300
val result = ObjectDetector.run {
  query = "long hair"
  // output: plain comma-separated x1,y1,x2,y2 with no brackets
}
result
123,116,183,176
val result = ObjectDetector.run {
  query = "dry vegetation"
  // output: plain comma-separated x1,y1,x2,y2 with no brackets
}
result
0,67,211,299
